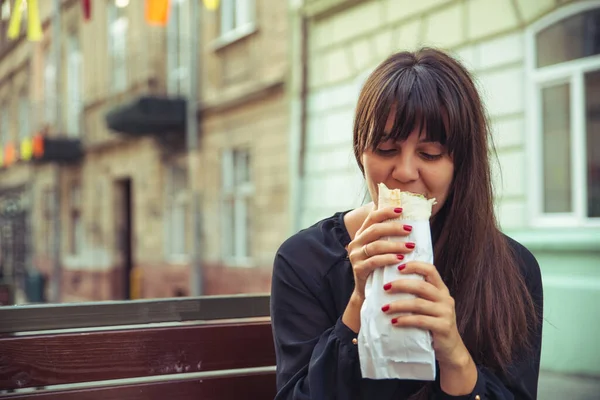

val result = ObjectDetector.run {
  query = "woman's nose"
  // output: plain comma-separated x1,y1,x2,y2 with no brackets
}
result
391,154,419,183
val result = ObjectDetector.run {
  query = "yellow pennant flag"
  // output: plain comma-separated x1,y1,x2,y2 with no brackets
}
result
203,0,220,10
20,138,33,161
7,0,42,41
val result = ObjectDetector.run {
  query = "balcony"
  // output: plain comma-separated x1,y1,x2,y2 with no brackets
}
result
0,134,82,169
105,95,186,136
0,97,83,169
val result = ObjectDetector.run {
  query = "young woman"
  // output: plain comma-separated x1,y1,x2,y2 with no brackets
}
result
270,48,543,399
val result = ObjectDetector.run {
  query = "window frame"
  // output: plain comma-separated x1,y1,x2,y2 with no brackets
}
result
107,2,128,94
216,0,257,47
525,0,600,228
164,164,190,263
66,32,82,136
167,0,191,96
220,148,254,266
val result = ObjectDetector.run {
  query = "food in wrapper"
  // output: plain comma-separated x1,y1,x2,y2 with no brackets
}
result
357,183,437,380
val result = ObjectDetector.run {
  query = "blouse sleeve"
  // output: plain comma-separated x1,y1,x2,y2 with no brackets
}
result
271,252,362,400
434,244,544,400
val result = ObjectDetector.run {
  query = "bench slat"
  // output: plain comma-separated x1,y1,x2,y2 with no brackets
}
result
1,373,277,399
0,321,275,390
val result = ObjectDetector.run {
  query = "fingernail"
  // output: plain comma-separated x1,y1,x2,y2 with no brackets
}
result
403,224,412,232
398,264,406,271
397,254,404,260
381,304,390,312
394,207,402,213
391,318,398,324
406,242,415,249
383,283,392,291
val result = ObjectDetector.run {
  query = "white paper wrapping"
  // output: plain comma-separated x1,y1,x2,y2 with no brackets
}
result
357,184,437,381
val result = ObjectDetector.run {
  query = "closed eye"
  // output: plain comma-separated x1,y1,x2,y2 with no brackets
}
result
375,148,397,156
420,152,443,161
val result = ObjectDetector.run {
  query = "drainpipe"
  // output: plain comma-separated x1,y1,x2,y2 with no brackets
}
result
288,0,308,234
187,0,202,296
50,0,62,303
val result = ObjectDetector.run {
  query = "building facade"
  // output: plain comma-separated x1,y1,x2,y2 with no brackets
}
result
0,0,290,302
290,0,600,377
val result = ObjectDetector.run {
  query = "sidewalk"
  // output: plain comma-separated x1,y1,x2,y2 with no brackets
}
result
538,371,600,400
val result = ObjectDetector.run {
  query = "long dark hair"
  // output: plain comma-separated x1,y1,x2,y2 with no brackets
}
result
353,48,538,395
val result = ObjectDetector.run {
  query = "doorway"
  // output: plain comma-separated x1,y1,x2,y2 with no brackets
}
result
114,178,133,300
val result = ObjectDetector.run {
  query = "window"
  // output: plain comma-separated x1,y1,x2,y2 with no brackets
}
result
0,0,11,51
66,33,82,136
107,2,128,93
69,185,83,255
18,93,29,141
167,0,190,95
527,2,600,226
219,0,255,39
44,50,56,125
165,165,189,260
221,148,253,264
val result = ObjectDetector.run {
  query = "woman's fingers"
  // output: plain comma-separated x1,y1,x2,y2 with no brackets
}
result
382,298,443,317
348,239,413,264
390,315,453,337
358,221,412,246
383,278,443,302
398,261,449,294
356,206,404,237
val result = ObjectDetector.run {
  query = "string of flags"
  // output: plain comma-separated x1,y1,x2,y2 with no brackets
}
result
5,0,222,41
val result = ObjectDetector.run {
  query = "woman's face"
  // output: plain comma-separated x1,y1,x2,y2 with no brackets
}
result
362,113,454,217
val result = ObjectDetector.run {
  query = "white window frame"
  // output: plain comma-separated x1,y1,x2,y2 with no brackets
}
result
221,148,254,266
218,0,256,45
164,165,190,263
167,0,190,96
66,33,82,136
44,59,56,125
107,2,128,93
525,0,600,228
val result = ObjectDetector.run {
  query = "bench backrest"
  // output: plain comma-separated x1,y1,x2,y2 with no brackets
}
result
0,295,276,399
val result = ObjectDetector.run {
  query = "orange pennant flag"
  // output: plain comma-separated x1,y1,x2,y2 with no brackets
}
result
33,134,44,158
145,0,170,26
4,142,16,166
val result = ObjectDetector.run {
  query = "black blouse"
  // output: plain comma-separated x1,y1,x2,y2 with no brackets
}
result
270,211,543,400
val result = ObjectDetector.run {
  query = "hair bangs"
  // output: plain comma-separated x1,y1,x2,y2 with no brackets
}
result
364,67,454,153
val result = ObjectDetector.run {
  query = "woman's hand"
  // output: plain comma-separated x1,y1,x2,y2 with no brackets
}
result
346,206,414,300
342,206,414,333
382,261,478,395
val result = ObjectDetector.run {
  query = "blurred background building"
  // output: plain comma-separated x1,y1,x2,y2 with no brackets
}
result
0,0,598,391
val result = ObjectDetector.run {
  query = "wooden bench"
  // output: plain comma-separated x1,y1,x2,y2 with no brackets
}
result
0,294,276,399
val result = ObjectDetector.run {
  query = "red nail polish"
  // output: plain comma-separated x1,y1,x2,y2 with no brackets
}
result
394,207,402,213
383,283,392,291
391,318,398,324
381,304,390,312
406,242,415,249
403,224,413,232
397,254,404,260
398,264,406,271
